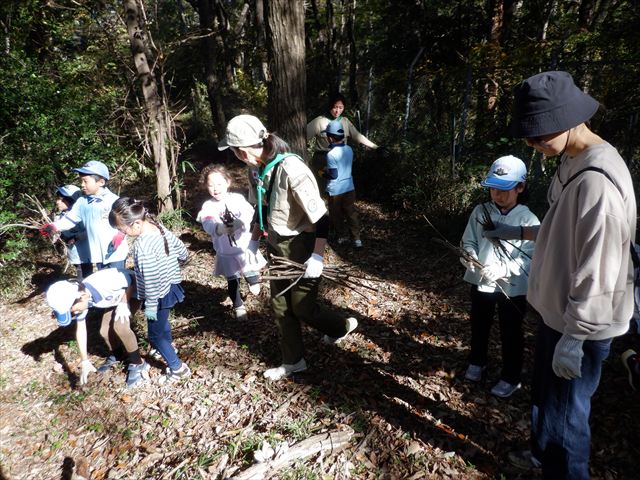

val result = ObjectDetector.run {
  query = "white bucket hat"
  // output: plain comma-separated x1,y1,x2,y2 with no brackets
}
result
46,281,82,327
218,115,268,150
481,155,527,191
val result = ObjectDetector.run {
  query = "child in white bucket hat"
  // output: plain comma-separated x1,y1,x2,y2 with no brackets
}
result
460,155,539,398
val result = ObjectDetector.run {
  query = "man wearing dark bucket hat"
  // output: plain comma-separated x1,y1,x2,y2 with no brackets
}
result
484,71,636,478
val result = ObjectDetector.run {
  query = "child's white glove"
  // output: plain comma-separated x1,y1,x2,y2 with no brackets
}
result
247,239,260,254
79,359,97,385
480,263,509,283
303,253,324,278
114,303,131,323
459,250,479,273
552,334,584,379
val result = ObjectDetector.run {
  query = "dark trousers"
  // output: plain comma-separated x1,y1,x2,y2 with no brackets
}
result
468,285,527,384
227,274,260,308
267,231,351,364
328,190,361,241
531,321,611,480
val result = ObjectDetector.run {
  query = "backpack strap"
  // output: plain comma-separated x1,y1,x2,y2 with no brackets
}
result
256,153,303,231
561,166,635,261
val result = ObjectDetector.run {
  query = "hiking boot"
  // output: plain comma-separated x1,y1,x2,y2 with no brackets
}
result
96,355,119,373
263,358,307,381
248,283,261,295
159,362,192,385
353,239,363,249
126,361,150,388
508,450,541,470
464,364,486,382
621,349,640,391
235,306,248,320
322,317,358,345
490,380,521,398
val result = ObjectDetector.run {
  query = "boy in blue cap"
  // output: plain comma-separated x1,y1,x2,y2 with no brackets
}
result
460,155,539,398
41,161,128,273
322,119,363,248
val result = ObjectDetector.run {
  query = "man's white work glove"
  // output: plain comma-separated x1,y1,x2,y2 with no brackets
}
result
114,303,131,324
552,334,584,379
459,250,479,273
482,222,522,241
303,253,324,278
80,359,97,385
247,239,260,255
480,263,509,283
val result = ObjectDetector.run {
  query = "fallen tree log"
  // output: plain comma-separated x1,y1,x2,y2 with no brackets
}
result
233,427,354,480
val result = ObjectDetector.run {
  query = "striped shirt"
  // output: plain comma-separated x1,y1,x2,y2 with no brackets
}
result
132,226,188,308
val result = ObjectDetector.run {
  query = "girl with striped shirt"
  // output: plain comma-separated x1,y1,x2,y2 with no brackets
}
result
109,197,191,385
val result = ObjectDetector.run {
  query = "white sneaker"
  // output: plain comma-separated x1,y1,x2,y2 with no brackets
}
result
263,358,307,381
353,239,363,248
248,283,261,295
337,237,349,245
235,306,248,320
322,317,358,345
490,380,521,398
464,364,486,382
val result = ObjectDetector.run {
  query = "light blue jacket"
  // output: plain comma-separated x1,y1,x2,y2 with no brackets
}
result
326,144,355,196
56,211,90,265
53,188,128,264
461,202,539,297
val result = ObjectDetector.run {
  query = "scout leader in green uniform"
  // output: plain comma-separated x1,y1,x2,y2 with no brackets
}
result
218,114,358,381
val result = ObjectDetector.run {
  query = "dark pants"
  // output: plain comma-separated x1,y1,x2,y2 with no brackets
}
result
328,190,361,241
227,274,260,308
468,286,526,384
147,283,184,371
531,321,612,480
267,231,351,364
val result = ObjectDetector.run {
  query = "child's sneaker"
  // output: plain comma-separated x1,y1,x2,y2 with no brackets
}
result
490,380,521,398
235,305,248,320
621,349,640,390
126,361,150,388
464,364,486,382
263,358,307,381
159,362,192,385
248,283,261,295
148,348,163,362
96,355,119,373
353,239,363,249
337,237,349,245
322,317,358,345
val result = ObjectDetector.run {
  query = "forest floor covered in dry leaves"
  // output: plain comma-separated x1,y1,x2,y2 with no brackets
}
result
1,163,639,479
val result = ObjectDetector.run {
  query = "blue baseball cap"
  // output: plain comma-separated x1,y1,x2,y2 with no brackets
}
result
56,184,82,201
481,155,527,191
73,160,110,180
322,120,345,138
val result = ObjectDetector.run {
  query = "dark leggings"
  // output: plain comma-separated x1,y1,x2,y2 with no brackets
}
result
227,274,260,308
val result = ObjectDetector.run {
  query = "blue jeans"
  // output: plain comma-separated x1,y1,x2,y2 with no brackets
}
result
147,283,184,371
531,321,612,480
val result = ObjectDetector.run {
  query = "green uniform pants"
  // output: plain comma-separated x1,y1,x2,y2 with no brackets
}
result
267,230,350,364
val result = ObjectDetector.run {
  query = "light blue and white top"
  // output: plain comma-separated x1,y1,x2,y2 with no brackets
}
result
461,202,539,296
326,144,355,196
132,227,188,309
55,211,90,265
83,268,134,309
53,187,128,264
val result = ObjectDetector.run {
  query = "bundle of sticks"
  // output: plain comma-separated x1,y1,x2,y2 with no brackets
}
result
262,254,378,298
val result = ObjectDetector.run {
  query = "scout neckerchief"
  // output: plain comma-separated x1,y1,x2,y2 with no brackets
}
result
256,153,297,232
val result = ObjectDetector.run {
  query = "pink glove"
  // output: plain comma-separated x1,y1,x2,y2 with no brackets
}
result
39,223,57,237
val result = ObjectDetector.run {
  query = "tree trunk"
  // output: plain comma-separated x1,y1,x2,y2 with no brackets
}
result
197,0,226,140
123,0,174,212
346,0,358,106
265,0,307,158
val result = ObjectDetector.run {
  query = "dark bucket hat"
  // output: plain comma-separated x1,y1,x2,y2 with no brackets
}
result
510,71,600,138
